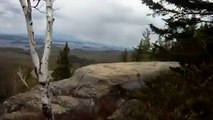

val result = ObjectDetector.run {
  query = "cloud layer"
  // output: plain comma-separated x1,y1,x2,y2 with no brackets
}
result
0,0,163,48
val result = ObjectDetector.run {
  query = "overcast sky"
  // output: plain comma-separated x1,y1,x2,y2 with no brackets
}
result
0,0,163,48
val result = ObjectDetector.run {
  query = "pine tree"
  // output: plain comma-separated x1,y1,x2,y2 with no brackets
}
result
121,49,128,62
133,40,144,61
141,0,213,64
133,28,152,61
151,36,173,60
53,42,71,81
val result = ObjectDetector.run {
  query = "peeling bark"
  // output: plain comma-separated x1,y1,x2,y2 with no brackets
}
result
19,0,54,119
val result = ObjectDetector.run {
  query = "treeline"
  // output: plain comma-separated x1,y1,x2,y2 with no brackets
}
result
121,28,171,62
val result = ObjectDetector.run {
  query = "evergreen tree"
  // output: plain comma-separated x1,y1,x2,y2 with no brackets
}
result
151,36,173,60
155,36,164,47
121,49,128,62
141,0,213,64
133,28,152,61
53,42,71,81
133,40,144,61
119,2,213,120
131,51,136,62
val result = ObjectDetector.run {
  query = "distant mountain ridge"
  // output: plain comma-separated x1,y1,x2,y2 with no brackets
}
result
0,33,124,51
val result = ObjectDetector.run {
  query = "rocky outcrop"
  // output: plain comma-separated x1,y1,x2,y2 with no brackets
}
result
0,62,179,120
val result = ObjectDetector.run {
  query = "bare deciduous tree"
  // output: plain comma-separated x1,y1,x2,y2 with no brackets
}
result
19,0,54,119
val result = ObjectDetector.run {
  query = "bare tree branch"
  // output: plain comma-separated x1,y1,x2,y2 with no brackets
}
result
16,68,29,89
32,0,46,14
33,0,41,8
33,7,45,14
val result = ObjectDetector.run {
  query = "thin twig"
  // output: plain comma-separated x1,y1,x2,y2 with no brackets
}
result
33,7,46,14
33,0,41,8
17,68,29,89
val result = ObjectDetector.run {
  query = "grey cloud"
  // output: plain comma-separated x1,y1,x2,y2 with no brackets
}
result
0,1,45,19
0,0,46,34
53,0,153,47
0,0,163,48
0,2,21,18
0,11,4,15
97,3,149,26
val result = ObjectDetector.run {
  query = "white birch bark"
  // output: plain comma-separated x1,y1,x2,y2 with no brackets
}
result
19,0,40,69
19,0,54,119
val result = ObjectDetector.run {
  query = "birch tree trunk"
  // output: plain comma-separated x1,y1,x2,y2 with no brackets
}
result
19,0,54,119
